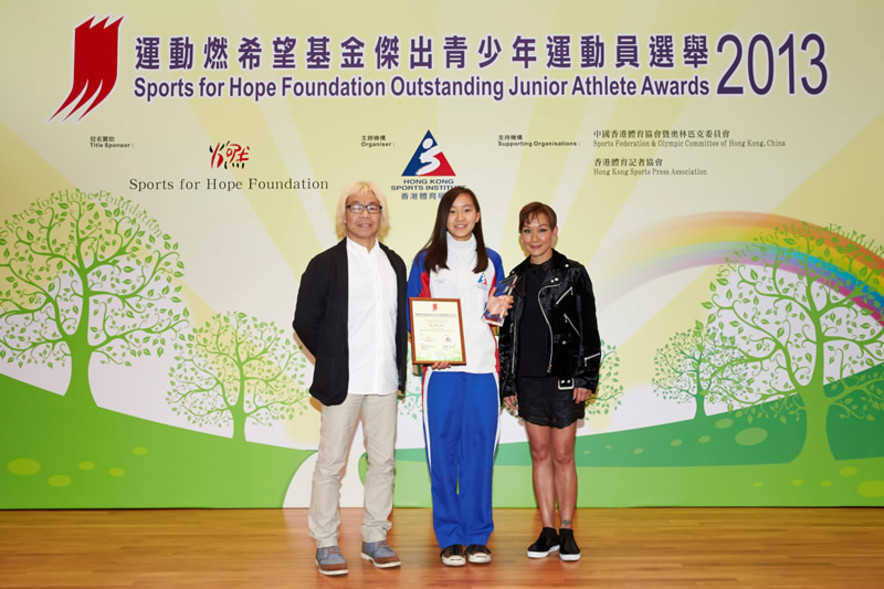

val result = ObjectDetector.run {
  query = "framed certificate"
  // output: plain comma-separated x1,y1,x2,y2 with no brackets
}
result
409,298,467,365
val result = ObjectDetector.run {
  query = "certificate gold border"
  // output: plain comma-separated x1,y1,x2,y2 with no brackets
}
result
408,298,467,365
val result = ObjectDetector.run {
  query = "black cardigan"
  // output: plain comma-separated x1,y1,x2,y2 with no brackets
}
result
292,239,408,406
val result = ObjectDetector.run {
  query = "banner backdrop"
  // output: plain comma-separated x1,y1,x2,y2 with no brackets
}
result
2,1,883,508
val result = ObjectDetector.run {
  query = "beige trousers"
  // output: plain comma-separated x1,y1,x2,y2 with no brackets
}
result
308,392,398,547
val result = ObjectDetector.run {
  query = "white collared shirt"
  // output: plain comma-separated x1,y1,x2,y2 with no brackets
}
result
346,237,399,395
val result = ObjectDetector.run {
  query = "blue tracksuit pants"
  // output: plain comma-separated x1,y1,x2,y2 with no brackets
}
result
422,370,499,548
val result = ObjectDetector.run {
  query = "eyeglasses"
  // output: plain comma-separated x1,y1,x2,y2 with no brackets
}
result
346,203,382,215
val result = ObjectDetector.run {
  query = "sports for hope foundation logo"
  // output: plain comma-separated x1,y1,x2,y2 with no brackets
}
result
51,16,123,122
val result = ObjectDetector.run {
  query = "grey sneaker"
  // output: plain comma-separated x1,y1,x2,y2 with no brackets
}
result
315,546,348,576
360,540,401,568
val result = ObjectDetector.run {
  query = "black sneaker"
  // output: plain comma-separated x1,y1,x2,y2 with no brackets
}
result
526,527,559,558
558,528,581,561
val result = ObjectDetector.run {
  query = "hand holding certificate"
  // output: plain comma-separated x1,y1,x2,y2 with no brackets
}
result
483,275,517,326
409,298,467,365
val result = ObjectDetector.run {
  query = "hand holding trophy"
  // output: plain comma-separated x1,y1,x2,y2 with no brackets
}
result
483,275,517,326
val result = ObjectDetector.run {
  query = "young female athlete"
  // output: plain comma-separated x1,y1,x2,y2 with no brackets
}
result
407,186,506,567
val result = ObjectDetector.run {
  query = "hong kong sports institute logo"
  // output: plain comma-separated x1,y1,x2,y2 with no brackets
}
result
402,131,455,177
51,16,124,121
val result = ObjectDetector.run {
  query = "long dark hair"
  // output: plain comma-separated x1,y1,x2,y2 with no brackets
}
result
422,186,489,273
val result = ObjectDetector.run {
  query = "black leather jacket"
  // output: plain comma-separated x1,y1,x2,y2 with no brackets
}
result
499,250,601,400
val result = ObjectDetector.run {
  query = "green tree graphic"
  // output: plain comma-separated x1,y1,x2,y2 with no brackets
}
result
0,190,187,407
589,340,624,416
399,368,423,421
652,320,752,419
167,311,309,442
703,222,884,463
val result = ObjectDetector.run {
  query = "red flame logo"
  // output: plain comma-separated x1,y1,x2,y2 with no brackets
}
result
51,16,124,121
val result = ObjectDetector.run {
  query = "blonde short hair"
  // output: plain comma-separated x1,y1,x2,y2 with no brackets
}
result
334,181,390,240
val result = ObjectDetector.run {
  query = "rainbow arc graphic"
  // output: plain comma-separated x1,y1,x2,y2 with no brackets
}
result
594,212,884,324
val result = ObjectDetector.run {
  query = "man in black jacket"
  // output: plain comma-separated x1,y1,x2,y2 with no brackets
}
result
293,181,407,576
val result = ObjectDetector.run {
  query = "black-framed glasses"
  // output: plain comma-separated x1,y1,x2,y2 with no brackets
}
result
346,203,382,215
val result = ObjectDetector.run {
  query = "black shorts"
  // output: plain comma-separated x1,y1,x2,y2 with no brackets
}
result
516,376,585,429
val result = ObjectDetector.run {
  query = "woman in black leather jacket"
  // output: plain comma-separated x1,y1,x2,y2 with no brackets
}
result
498,202,601,563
